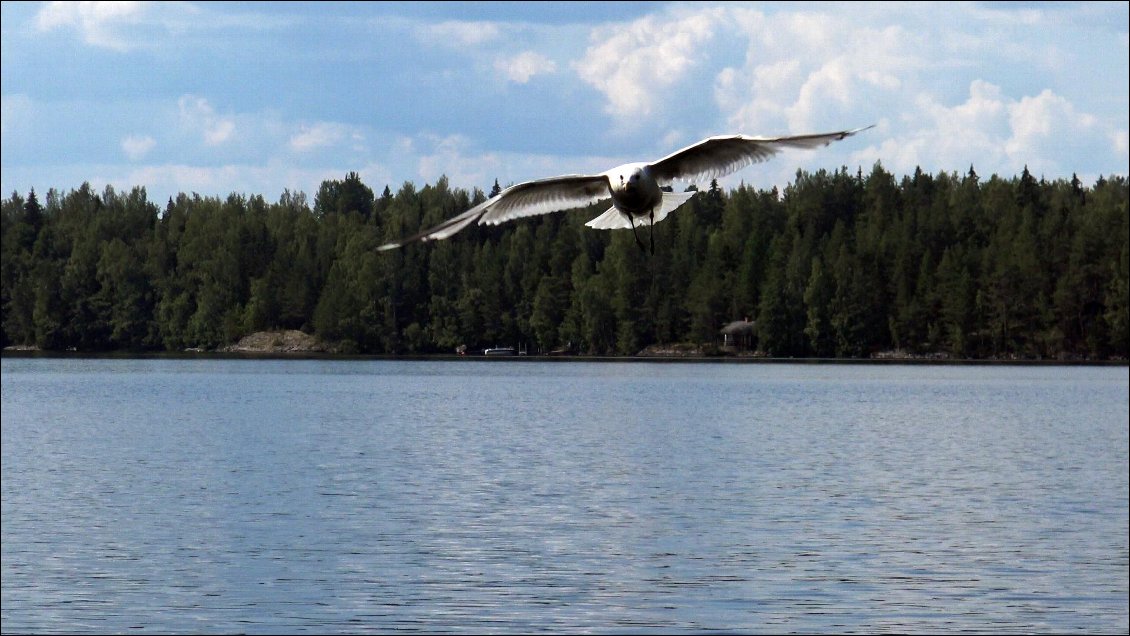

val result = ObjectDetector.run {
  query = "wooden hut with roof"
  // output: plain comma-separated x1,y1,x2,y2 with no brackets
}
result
720,318,756,352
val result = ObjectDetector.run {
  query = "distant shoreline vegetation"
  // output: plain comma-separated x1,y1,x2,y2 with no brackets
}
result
2,165,1127,361
2,348,1126,366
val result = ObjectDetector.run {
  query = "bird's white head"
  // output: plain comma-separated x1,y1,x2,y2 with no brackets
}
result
605,162,649,194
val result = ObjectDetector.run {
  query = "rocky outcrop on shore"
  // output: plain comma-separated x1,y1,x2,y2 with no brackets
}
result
637,343,706,357
219,330,331,353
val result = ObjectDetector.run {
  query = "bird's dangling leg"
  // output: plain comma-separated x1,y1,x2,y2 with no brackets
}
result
648,211,655,255
629,217,647,253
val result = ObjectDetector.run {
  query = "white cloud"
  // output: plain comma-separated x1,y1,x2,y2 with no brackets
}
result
411,133,606,195
420,20,500,47
128,163,241,196
1113,130,1128,158
879,81,1011,175
34,1,147,51
868,79,1115,181
0,93,35,139
289,122,349,152
204,120,234,146
1007,89,1094,148
415,134,501,188
570,4,917,137
177,95,235,146
124,160,369,202
495,51,556,84
715,7,916,135
31,2,286,51
779,11,839,56
574,9,722,120
5,2,1125,205
0,155,397,208
1005,88,1100,174
786,57,855,131
121,134,156,160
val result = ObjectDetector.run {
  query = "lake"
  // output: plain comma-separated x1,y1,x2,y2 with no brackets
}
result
2,357,1127,634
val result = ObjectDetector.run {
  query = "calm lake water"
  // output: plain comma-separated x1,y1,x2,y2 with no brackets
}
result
2,357,1127,634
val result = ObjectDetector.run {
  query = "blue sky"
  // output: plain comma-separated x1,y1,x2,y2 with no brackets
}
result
2,1,1127,205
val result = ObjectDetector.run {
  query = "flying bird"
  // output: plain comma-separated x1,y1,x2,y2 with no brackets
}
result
378,126,873,253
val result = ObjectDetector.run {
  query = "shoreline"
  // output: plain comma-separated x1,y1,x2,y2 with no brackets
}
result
3,349,1126,366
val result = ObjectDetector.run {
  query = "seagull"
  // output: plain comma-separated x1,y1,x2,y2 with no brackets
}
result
378,125,873,253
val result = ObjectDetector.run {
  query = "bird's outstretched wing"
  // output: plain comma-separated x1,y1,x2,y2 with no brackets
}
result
378,174,610,250
376,197,491,250
649,125,874,185
477,175,610,225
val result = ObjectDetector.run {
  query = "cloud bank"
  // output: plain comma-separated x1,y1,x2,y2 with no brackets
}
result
2,1,1125,205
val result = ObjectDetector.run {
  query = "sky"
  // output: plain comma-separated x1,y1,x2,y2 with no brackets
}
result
2,1,1127,207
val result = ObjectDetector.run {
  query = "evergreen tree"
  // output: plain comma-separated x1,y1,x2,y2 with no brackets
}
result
1,167,1126,359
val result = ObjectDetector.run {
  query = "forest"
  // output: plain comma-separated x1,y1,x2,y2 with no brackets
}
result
1,163,1127,360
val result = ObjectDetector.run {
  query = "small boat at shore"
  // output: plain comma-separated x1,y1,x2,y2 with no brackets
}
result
483,346,517,356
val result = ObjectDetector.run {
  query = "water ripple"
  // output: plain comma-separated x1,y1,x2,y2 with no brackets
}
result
2,359,1127,633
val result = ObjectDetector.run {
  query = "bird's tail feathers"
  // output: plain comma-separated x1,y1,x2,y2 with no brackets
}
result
584,192,696,230
585,206,628,229
652,191,695,224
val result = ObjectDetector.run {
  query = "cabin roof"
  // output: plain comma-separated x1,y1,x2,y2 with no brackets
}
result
720,320,756,335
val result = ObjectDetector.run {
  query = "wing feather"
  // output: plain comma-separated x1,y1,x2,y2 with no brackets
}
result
478,175,610,225
378,174,610,250
376,199,490,250
649,126,873,185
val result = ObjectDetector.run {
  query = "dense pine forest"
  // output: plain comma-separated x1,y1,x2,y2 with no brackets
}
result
2,163,1127,359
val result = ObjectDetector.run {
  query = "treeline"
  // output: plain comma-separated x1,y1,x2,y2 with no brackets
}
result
1,164,1127,359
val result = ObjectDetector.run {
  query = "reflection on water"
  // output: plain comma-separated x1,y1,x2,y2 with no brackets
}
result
2,358,1127,633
